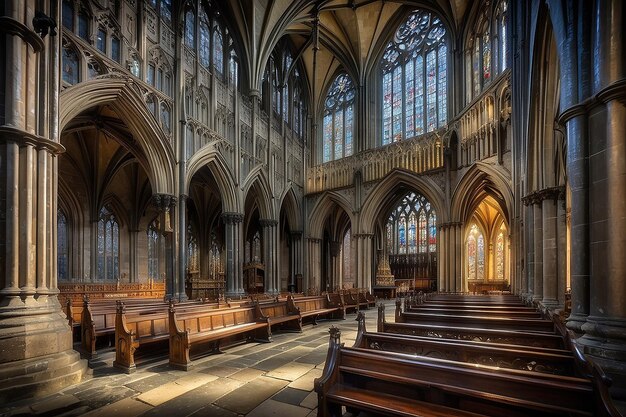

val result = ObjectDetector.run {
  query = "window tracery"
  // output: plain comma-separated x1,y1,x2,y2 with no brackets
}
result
467,224,485,280
322,73,355,162
385,192,437,255
381,9,448,145
97,206,119,281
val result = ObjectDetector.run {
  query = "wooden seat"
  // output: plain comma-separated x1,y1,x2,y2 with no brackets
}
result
315,328,618,417
168,305,270,371
287,294,345,325
255,299,302,333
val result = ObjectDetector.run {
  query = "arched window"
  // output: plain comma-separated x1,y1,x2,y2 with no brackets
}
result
62,45,79,85
466,224,485,280
187,224,199,273
160,0,172,24
146,94,156,116
495,0,509,74
381,9,447,145
62,0,74,31
97,206,119,281
213,26,224,74
111,36,121,62
386,192,437,255
185,9,195,48
78,11,89,41
342,229,351,283
229,51,239,89
467,1,508,100
322,73,355,162
58,209,69,281
96,27,106,53
496,230,504,279
87,60,101,79
128,55,140,77
199,9,210,67
147,220,159,281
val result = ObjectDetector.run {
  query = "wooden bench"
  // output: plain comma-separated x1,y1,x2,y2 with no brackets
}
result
406,305,543,319
408,302,538,313
315,328,619,417
326,293,347,318
340,291,359,314
168,304,271,371
112,301,233,372
365,291,376,308
287,294,345,325
396,300,555,333
379,304,566,349
255,299,302,334
356,312,575,375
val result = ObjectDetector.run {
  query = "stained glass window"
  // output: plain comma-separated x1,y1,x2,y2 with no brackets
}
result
381,9,447,144
87,60,100,79
214,26,224,74
78,12,89,40
230,53,238,88
62,0,74,31
199,11,210,67
477,234,485,279
160,0,172,24
112,37,121,62
473,41,480,97
161,103,171,133
467,224,485,280
468,235,476,278
385,192,436,255
146,95,156,116
185,10,195,48
482,31,491,83
147,220,159,280
58,209,69,281
129,56,140,77
96,28,106,53
497,0,509,74
282,83,289,122
97,206,119,281
62,46,79,85
322,73,355,162
496,230,505,280
187,224,199,272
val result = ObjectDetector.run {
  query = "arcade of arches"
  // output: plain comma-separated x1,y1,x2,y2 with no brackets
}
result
1,0,626,407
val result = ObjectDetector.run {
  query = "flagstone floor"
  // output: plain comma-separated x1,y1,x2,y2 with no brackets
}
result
1,301,396,417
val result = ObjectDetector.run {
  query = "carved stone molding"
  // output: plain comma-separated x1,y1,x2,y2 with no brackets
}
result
521,186,564,206
259,219,279,228
221,212,244,224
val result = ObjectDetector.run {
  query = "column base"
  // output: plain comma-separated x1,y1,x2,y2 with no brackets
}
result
566,313,588,333
0,350,90,404
577,316,626,401
539,299,560,311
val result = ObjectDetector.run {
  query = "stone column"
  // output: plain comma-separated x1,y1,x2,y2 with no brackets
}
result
128,229,139,282
540,188,560,309
0,1,87,402
260,219,278,294
354,234,374,290
523,204,534,300
307,237,322,292
222,212,244,296
438,224,448,292
557,192,567,308
153,194,177,300
329,241,341,289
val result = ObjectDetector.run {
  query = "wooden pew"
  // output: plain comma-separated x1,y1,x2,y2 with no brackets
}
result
314,328,620,417
340,291,359,314
254,299,302,333
355,291,370,310
326,293,348,318
168,304,271,371
408,302,537,313
378,304,566,349
112,301,237,372
365,291,376,308
287,294,345,325
406,306,543,319
395,300,555,333
356,312,575,375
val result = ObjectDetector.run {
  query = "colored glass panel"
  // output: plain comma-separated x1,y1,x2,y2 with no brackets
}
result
483,31,491,82
323,114,332,162
334,110,343,159
496,231,504,279
477,234,485,280
58,210,68,281
185,10,195,47
345,105,353,157
382,71,392,145
62,48,79,85
415,56,424,135
392,66,402,142
199,19,210,67
214,27,223,74
437,45,447,126
405,59,415,138
426,50,436,132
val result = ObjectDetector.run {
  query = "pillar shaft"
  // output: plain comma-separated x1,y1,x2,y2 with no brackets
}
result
542,196,558,307
532,203,543,301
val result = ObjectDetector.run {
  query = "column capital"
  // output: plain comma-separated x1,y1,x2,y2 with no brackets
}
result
152,194,177,211
259,219,278,228
522,186,564,206
307,237,322,244
221,212,244,224
353,233,374,239
290,231,303,240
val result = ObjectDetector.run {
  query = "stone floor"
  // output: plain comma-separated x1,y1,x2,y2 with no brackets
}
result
1,301,395,417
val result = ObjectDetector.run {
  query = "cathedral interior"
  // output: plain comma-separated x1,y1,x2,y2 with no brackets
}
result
1,0,626,416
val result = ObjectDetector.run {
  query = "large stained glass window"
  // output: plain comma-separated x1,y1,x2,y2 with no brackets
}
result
214,26,224,74
496,230,504,280
62,45,79,85
322,73,355,162
199,9,210,67
381,9,448,145
58,209,69,281
184,9,195,48
466,224,485,280
385,192,437,255
97,206,119,281
468,1,508,100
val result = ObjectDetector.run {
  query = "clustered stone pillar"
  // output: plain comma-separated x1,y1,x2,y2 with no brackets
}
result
260,219,278,294
222,212,244,295
307,237,322,292
290,231,303,291
0,0,88,401
153,194,180,300
354,233,373,290
541,188,562,309
437,223,463,293
329,240,342,289
532,201,543,302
